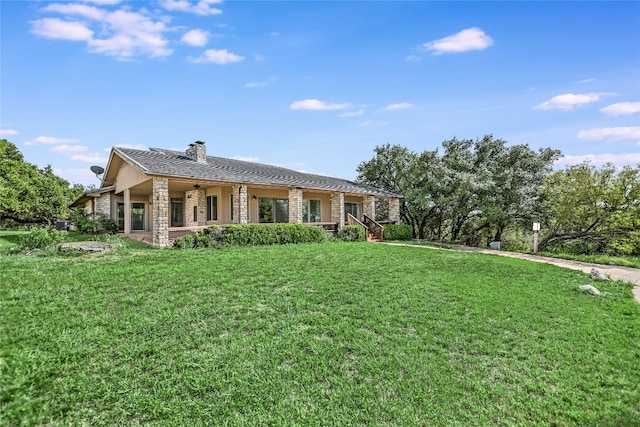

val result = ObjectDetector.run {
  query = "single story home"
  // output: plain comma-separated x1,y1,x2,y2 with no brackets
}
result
72,141,402,247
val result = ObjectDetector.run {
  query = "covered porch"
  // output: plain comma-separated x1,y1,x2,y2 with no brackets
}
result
117,176,400,248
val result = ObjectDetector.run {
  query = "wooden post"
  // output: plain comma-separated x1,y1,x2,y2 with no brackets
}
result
533,222,540,253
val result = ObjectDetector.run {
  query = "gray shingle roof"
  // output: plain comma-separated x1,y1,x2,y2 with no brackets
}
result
114,147,401,198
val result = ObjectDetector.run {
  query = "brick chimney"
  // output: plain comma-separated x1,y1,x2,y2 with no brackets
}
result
186,141,207,163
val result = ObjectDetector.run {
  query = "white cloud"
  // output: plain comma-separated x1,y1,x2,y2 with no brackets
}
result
31,18,94,41
600,102,640,116
232,156,260,162
244,77,276,88
190,49,245,64
360,120,390,128
43,3,106,20
423,27,493,54
71,153,109,163
290,99,350,111
383,102,413,111
84,0,122,4
405,55,421,62
578,78,596,84
0,129,19,136
534,92,614,111
24,136,79,146
161,0,222,16
181,29,210,47
32,4,173,59
338,109,365,118
577,127,640,141
51,144,88,154
245,81,267,88
555,153,640,168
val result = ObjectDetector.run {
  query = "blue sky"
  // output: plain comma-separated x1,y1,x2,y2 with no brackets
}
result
2,0,639,187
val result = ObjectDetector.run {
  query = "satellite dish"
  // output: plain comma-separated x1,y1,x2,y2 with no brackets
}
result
90,165,105,179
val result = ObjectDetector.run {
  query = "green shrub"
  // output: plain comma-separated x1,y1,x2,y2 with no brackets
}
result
547,239,602,255
96,215,118,234
500,228,533,252
383,224,412,241
70,209,117,234
20,227,67,250
173,234,194,249
338,225,366,242
609,231,640,256
193,229,212,248
172,224,329,249
219,224,327,246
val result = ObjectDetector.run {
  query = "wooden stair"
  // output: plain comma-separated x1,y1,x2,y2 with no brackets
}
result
347,213,384,242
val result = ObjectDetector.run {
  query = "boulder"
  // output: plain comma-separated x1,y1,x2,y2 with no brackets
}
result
590,268,608,280
59,241,119,253
580,284,601,296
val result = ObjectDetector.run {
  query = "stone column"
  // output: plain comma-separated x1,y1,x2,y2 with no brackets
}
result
95,193,111,217
331,192,345,229
152,177,169,248
233,185,248,224
124,188,131,234
389,198,400,224
363,195,376,220
288,188,303,224
185,189,206,227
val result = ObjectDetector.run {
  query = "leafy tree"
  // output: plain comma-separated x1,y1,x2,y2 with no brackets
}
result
356,144,440,238
472,137,560,242
357,136,560,244
0,139,84,226
539,162,640,254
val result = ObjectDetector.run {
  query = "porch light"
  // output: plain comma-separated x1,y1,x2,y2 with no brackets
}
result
194,184,200,190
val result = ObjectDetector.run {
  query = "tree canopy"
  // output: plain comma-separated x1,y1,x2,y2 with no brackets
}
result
0,139,84,226
357,135,560,244
539,162,640,254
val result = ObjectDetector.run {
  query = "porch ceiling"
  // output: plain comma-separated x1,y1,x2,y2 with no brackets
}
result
124,177,397,199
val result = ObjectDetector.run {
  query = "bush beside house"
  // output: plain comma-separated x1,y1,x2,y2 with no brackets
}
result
337,225,366,242
382,224,412,241
174,224,329,248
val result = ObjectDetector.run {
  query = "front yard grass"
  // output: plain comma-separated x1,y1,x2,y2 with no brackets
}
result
1,242,639,425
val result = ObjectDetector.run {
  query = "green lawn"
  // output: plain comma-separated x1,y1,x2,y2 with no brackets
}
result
1,241,639,425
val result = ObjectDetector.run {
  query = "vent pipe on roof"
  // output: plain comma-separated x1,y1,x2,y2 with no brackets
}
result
186,141,207,163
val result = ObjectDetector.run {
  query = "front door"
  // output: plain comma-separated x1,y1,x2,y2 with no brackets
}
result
171,198,184,227
131,203,146,231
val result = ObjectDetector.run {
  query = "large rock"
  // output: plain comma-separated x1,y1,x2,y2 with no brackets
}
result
580,284,601,296
59,241,119,253
591,268,608,280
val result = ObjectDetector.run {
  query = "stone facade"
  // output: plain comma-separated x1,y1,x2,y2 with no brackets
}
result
152,177,170,248
232,185,248,224
184,189,206,227
94,193,111,217
389,198,401,224
362,196,376,220
331,192,345,229
288,189,303,224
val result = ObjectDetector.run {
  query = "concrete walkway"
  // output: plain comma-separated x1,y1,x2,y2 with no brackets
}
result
383,242,640,303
